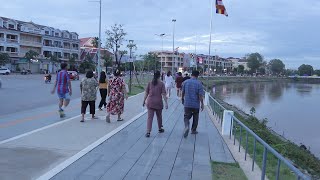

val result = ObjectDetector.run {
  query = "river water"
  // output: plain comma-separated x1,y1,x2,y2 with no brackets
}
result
214,82,320,158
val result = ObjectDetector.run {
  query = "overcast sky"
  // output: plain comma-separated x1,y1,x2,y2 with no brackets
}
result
1,0,320,69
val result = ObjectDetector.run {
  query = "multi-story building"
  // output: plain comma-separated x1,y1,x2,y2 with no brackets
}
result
227,57,249,71
151,50,184,72
0,16,80,73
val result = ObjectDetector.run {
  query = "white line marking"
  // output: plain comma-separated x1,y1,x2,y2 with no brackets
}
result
36,109,147,180
0,92,144,145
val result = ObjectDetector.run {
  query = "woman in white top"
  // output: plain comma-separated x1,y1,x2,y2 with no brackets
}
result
164,71,174,98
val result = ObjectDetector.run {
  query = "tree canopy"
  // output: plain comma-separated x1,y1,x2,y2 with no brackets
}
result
0,53,10,66
298,64,314,76
246,53,263,73
269,59,285,75
24,50,39,60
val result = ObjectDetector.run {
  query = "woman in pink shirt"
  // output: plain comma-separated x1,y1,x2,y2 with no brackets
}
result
143,71,168,137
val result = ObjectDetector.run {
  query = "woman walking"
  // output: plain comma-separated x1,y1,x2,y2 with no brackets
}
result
164,71,174,98
143,71,168,137
80,70,99,122
106,68,128,123
175,72,184,98
98,71,108,110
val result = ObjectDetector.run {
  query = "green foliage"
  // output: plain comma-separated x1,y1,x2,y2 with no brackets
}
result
314,70,320,76
211,162,247,180
269,59,285,75
0,52,10,66
246,53,263,74
105,24,127,67
91,37,99,48
142,53,160,71
24,50,39,61
238,65,245,74
298,64,314,76
250,107,256,116
79,60,96,73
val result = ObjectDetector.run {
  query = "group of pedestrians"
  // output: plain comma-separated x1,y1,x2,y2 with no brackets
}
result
143,70,204,138
51,63,127,123
51,63,204,139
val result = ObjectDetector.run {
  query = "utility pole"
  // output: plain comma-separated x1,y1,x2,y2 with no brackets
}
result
172,19,176,74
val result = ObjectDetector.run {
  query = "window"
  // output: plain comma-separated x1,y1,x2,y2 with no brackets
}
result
55,32,59,37
8,24,15,29
45,31,49,35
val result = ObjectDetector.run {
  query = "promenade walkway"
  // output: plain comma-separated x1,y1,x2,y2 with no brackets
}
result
50,98,235,180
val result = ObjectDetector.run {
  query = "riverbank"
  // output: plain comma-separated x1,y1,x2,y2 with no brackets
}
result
213,95,320,179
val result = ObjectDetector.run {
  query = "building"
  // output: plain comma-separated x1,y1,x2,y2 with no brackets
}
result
0,16,80,73
151,50,184,72
193,54,233,74
227,57,249,71
79,37,113,72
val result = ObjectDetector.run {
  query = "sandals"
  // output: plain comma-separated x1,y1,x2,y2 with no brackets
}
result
117,118,124,121
145,132,150,138
159,128,165,133
80,120,84,123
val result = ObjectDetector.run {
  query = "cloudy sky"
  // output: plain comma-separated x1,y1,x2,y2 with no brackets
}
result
1,0,320,69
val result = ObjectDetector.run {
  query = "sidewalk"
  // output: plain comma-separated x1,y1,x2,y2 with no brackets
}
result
47,98,235,180
0,93,145,180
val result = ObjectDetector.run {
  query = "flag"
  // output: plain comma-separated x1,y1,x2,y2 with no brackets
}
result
216,0,228,16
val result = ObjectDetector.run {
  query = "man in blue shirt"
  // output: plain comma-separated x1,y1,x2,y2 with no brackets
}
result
181,70,204,138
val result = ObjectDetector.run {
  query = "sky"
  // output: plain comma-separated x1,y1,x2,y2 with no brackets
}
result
1,0,320,69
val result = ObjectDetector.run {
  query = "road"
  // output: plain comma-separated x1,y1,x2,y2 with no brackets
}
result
0,74,83,141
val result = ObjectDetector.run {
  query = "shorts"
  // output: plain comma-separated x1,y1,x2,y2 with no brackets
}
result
58,92,71,100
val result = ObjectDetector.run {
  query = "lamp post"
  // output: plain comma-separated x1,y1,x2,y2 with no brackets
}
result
89,0,102,77
172,19,176,74
155,33,166,73
128,40,134,94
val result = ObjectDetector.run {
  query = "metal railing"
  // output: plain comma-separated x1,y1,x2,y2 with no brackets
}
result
208,94,310,180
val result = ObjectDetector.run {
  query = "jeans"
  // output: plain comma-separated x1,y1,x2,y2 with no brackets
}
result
99,89,107,108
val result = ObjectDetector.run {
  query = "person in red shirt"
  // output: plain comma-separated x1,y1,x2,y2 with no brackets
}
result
175,72,184,98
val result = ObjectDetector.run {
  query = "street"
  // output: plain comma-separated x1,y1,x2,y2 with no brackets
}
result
0,74,82,141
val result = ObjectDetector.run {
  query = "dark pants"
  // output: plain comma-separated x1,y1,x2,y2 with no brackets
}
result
147,108,163,133
81,101,95,114
184,107,200,132
99,89,107,108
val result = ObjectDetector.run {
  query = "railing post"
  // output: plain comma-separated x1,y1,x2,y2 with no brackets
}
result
222,110,234,136
204,91,209,106
261,147,268,180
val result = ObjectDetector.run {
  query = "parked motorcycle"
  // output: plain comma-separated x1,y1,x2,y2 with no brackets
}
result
44,74,51,83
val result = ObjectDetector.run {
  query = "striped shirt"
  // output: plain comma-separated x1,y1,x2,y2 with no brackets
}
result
56,70,70,94
182,77,204,109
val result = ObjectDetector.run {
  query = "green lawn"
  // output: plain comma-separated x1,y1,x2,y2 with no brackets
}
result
212,162,247,180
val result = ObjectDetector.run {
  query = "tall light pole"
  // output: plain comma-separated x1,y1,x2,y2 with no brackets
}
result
128,40,134,93
89,0,102,77
172,19,176,73
155,33,166,73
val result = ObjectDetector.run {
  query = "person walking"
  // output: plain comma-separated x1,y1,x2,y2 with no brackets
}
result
106,68,128,123
80,70,99,122
183,72,191,82
181,70,204,138
175,72,184,98
98,71,108,110
51,63,72,118
164,71,174,98
143,71,168,138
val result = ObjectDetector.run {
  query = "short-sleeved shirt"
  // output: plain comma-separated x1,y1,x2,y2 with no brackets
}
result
56,70,70,94
146,81,166,110
175,76,184,88
80,77,98,101
182,77,204,109
164,75,174,88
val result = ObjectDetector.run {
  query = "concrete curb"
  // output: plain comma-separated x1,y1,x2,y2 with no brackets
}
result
37,109,147,180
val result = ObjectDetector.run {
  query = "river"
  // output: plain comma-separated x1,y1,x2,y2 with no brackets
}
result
214,82,320,158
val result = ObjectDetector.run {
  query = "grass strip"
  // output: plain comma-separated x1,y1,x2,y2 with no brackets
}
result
212,161,247,180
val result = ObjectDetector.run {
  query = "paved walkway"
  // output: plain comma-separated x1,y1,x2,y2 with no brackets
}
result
51,98,235,180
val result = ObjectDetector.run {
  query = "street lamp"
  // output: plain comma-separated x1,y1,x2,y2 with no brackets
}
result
89,0,102,77
172,19,176,73
128,40,134,93
155,33,166,73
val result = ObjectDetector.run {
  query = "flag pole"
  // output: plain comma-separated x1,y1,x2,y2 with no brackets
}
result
207,0,214,91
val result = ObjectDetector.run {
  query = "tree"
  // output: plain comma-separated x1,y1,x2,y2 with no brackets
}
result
69,57,76,71
269,59,285,75
0,53,10,67
238,65,244,74
91,37,99,48
24,50,39,70
102,54,113,72
142,53,159,71
298,64,314,76
314,70,320,76
105,24,127,67
79,53,96,73
48,54,60,73
246,53,263,74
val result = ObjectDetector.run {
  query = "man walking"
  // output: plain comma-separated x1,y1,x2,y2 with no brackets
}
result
181,70,204,138
51,63,72,118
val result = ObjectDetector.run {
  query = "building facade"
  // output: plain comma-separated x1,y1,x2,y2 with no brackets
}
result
0,16,80,73
151,50,184,72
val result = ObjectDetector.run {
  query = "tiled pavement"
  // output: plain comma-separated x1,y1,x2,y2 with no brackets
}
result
51,98,235,180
